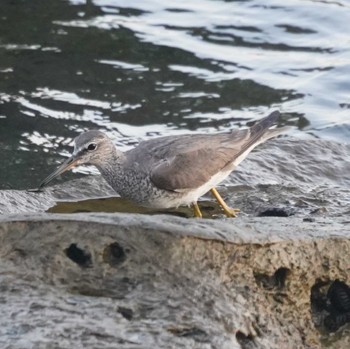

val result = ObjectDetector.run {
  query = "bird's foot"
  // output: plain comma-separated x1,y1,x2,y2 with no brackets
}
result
222,207,240,218
210,187,240,218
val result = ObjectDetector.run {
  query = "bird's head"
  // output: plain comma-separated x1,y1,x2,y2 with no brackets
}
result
38,130,115,189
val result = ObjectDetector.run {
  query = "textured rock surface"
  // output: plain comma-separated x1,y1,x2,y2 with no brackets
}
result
0,213,349,349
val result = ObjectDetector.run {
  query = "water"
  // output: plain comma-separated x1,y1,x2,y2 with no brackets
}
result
1,0,350,190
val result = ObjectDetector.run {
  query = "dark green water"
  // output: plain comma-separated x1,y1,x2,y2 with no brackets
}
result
1,0,349,190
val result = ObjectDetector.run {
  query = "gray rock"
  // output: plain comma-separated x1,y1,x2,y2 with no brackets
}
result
0,213,349,349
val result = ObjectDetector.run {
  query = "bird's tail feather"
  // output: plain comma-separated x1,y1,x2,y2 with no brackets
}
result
250,110,280,138
261,125,290,142
233,110,287,161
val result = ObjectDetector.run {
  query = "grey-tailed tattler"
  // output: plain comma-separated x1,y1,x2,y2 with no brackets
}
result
35,110,287,218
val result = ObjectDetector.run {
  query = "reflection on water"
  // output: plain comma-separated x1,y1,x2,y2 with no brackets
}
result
48,196,222,219
0,0,349,189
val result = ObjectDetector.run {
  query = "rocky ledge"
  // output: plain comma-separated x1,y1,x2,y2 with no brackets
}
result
0,213,349,349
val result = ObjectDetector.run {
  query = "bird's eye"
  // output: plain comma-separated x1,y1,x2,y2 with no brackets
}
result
87,143,97,151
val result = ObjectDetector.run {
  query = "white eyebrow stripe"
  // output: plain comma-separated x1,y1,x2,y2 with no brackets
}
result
73,145,86,155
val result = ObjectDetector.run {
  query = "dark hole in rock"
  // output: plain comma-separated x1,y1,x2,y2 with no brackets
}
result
65,243,92,268
310,281,329,314
324,312,350,332
236,330,255,348
103,242,126,266
254,267,290,290
12,248,27,258
167,327,209,343
117,306,133,321
303,217,315,222
258,207,294,217
310,279,350,332
327,280,350,313
274,267,289,288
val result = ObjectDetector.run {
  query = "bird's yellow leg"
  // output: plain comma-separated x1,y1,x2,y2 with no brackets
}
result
191,202,203,218
210,187,240,218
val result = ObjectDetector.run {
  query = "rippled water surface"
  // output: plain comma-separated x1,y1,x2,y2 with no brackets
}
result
1,0,350,190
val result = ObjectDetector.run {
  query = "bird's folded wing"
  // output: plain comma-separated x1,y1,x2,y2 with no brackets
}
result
150,147,238,191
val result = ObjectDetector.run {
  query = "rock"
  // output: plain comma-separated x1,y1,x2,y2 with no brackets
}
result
0,213,350,348
0,175,116,215
258,207,295,217
303,217,315,223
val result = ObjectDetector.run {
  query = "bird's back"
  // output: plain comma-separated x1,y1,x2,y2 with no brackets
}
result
124,111,281,174
125,130,248,170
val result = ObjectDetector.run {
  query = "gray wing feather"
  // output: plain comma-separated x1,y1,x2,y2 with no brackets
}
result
150,130,250,190
126,111,282,191
150,147,239,190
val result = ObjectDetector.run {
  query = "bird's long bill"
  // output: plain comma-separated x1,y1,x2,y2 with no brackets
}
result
38,156,80,189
